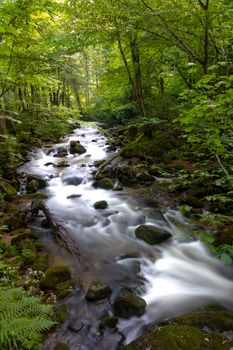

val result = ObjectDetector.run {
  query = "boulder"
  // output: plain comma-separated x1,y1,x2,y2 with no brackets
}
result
27,174,47,189
113,288,146,318
94,200,108,209
62,176,83,186
56,160,70,168
53,152,68,158
55,279,75,299
67,194,82,199
27,179,39,193
135,225,172,245
93,177,114,190
122,324,230,350
69,140,86,154
85,278,112,301
39,265,71,290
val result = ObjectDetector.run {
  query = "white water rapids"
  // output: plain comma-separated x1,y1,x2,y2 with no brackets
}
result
19,123,233,345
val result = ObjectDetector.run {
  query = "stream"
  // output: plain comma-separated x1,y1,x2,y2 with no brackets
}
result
19,123,233,350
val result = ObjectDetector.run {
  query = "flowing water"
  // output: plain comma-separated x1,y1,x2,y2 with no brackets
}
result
19,123,233,349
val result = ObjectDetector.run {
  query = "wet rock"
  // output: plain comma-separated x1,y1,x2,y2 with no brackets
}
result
113,185,123,191
94,200,108,209
39,265,72,290
93,177,114,190
69,140,86,154
53,152,68,158
62,176,83,186
122,324,230,350
53,147,68,157
113,288,146,318
135,224,172,245
68,321,84,333
55,279,75,299
27,174,47,189
56,160,70,168
67,194,82,199
135,170,155,185
0,179,17,197
100,315,118,329
174,310,233,332
86,278,112,301
44,162,54,166
27,179,39,193
54,304,67,324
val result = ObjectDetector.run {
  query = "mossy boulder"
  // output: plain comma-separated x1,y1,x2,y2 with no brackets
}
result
27,179,40,193
93,177,114,190
122,325,232,350
0,179,17,197
20,192,48,200
27,174,47,189
56,160,70,168
55,279,75,299
39,265,72,290
99,315,118,329
174,310,233,332
113,288,146,318
94,200,108,209
69,140,86,154
54,304,67,324
86,278,112,301
62,176,83,186
94,159,105,167
135,225,172,245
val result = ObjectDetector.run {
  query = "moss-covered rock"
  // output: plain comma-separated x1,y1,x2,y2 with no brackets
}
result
86,279,112,301
113,288,146,318
94,159,105,167
54,304,67,324
39,265,72,290
20,192,48,200
32,255,48,271
174,310,233,332
93,177,114,190
122,325,232,350
135,225,172,245
99,315,118,329
27,179,40,193
0,179,17,197
27,174,47,189
94,200,108,209
55,279,75,299
56,160,70,168
69,140,86,154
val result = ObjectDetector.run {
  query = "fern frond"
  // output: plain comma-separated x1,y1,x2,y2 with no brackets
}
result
0,288,55,349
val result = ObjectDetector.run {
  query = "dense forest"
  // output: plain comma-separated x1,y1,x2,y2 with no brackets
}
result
0,0,233,349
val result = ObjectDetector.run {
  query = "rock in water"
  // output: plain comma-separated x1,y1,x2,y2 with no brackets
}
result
86,279,112,301
113,288,146,318
94,200,108,209
69,140,86,154
93,177,114,189
135,224,172,245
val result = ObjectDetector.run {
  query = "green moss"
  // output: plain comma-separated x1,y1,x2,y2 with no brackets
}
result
123,325,232,350
39,265,72,290
55,279,75,299
32,255,48,272
20,193,48,200
54,304,67,324
0,180,17,197
174,311,233,332
93,177,114,190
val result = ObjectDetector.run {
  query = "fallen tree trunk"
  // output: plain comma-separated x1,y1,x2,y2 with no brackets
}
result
29,201,84,264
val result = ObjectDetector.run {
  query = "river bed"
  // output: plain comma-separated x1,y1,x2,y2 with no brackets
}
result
19,123,233,349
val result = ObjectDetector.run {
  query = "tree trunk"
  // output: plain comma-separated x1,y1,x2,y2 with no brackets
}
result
130,34,147,118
